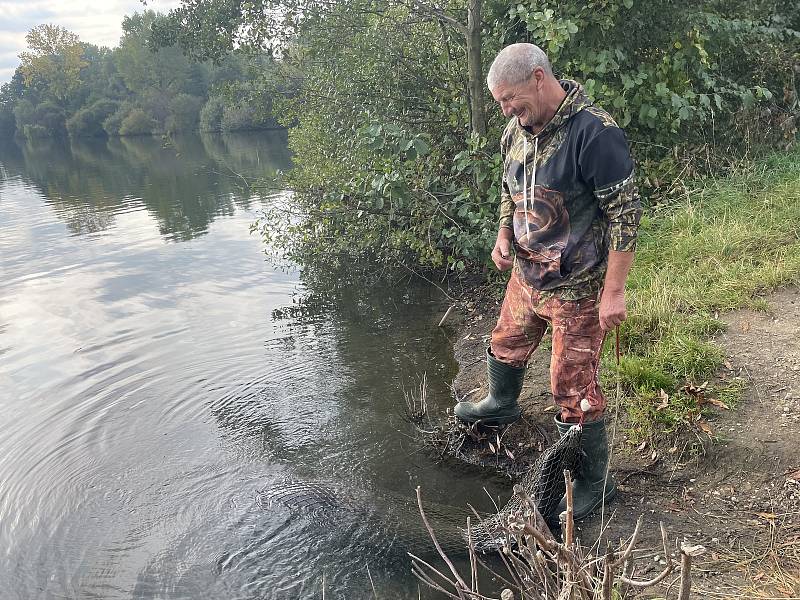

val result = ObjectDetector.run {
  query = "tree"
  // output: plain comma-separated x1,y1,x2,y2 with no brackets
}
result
115,12,192,97
153,0,488,135
18,24,88,105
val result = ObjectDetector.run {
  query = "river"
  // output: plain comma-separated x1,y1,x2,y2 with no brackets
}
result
0,132,508,599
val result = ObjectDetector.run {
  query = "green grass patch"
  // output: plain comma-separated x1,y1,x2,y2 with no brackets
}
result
606,148,800,441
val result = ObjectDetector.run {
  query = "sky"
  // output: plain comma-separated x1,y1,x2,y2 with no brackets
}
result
0,0,181,84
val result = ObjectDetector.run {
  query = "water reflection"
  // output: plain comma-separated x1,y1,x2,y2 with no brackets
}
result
0,132,507,600
0,131,291,240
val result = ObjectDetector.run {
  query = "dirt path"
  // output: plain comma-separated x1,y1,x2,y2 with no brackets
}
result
441,287,800,598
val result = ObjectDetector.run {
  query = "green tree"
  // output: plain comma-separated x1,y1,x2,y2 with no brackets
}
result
66,99,119,137
156,0,798,275
199,96,225,131
166,93,203,132
18,24,88,105
115,12,192,97
119,108,157,135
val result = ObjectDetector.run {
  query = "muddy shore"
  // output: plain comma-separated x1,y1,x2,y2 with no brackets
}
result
435,286,800,597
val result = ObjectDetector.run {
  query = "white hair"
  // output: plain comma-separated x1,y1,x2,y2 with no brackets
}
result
486,43,553,90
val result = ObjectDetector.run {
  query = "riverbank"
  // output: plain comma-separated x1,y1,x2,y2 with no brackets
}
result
433,149,800,598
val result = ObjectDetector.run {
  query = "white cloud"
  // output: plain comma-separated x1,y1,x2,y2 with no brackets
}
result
0,0,182,84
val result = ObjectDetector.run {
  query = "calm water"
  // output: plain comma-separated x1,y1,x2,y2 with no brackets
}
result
0,132,507,599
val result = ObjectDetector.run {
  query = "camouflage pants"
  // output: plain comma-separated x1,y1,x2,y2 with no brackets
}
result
490,268,606,423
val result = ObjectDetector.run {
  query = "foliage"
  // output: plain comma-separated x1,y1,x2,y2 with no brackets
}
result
13,100,67,139
66,99,119,137
199,96,225,131
119,108,157,136
2,13,277,139
102,103,135,136
498,0,799,147
160,0,799,278
166,93,203,133
18,24,87,105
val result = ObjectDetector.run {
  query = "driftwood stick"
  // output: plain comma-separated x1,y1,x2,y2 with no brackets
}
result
610,515,643,568
513,484,558,545
438,303,456,327
466,517,479,593
618,559,634,599
678,544,707,600
619,523,676,588
563,469,574,547
415,486,469,596
678,551,693,600
619,564,675,588
601,545,614,600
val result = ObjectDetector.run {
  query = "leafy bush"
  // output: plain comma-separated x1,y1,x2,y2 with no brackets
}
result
166,93,203,133
66,99,119,137
199,96,224,131
500,0,798,147
12,99,35,134
221,103,263,131
103,103,134,136
0,106,14,137
119,108,157,136
253,0,798,275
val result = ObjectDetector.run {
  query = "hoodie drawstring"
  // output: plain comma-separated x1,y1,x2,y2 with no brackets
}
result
522,136,539,238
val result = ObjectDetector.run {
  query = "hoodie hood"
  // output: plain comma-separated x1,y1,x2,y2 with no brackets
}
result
514,79,592,140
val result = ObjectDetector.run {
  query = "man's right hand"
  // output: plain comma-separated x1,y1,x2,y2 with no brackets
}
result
491,227,514,271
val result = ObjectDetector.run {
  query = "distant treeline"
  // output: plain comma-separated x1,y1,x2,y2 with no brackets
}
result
0,12,280,140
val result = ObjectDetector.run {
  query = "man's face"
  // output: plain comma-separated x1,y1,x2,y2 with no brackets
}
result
491,70,541,127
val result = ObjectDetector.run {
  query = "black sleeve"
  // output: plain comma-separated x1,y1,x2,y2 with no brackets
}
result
578,126,635,193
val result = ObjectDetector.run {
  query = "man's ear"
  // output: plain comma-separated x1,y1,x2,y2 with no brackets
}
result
532,66,545,88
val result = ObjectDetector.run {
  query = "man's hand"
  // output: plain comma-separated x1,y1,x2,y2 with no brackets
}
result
599,288,627,330
599,250,635,330
491,228,514,271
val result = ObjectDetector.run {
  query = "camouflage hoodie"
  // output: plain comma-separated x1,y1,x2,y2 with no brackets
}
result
498,79,642,300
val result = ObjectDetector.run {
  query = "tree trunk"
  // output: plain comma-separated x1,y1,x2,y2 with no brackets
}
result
466,0,486,137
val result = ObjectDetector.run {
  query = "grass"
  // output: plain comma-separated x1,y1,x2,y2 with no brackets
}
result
606,147,800,441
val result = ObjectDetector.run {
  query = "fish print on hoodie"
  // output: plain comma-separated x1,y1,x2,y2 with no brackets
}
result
497,80,642,301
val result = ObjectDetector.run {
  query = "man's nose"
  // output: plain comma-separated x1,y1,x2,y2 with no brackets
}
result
500,102,512,117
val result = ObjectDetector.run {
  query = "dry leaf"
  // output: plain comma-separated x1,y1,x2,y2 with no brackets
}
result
706,397,730,410
697,420,713,436
505,448,515,460
637,441,648,452
543,405,558,413
656,388,670,410
756,512,776,521
740,321,751,333
684,382,718,408
488,441,496,454
787,468,800,482
752,572,765,581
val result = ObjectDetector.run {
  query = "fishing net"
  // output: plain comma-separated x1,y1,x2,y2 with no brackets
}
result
466,425,583,552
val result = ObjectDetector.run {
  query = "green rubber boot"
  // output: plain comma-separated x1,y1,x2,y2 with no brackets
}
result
555,416,616,520
453,349,524,425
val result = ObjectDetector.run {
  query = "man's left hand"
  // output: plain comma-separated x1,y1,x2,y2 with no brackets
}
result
598,288,627,331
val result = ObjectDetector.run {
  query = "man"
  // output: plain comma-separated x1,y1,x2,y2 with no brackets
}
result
453,43,641,520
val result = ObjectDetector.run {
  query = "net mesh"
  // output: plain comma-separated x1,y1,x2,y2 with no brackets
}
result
467,425,583,552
